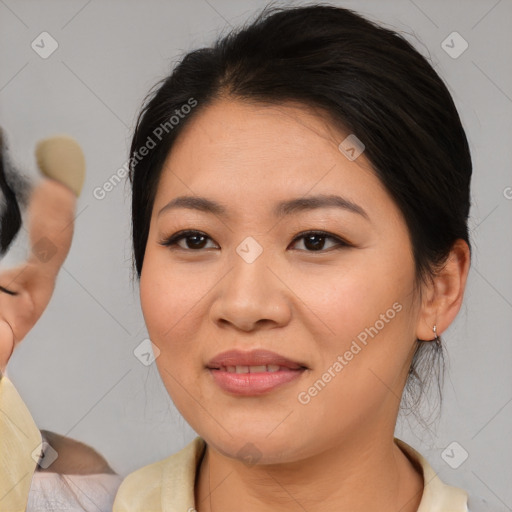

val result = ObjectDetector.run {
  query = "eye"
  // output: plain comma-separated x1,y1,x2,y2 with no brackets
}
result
159,229,349,252
289,230,349,252
158,230,218,251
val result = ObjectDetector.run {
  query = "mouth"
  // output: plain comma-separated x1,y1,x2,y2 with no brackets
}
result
206,349,308,396
213,364,298,373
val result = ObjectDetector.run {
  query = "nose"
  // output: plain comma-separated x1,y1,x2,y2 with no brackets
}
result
209,249,292,332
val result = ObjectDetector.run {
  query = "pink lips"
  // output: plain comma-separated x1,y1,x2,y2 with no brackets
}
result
206,349,307,396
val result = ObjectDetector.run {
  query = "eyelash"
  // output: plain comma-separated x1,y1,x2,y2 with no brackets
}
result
0,285,18,296
158,229,350,253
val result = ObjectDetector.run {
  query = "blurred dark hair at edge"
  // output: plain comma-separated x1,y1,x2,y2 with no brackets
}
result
0,128,31,256
126,2,473,432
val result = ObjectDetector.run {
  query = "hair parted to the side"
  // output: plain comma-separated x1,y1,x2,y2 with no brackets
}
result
127,3,472,427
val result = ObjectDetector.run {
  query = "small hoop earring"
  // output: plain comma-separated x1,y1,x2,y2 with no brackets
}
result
432,324,441,347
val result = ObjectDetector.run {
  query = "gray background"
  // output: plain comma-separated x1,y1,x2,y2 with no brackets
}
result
1,0,511,507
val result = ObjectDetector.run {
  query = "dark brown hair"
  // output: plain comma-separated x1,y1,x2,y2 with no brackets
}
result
0,128,27,256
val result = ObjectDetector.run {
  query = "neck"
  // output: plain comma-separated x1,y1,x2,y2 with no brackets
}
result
194,428,424,512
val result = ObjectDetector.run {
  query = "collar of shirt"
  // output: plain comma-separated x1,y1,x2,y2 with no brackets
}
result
114,436,469,512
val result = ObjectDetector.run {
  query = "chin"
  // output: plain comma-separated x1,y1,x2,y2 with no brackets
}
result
198,427,311,466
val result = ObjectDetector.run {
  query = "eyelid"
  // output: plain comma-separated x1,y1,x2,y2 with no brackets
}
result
158,229,351,252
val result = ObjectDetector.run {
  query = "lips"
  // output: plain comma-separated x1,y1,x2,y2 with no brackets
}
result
206,349,307,395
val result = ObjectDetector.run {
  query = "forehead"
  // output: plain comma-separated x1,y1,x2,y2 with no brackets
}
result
166,99,356,173
154,99,397,223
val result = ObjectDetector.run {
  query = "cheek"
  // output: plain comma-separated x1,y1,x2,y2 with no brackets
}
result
296,256,412,347
294,253,417,400
139,252,210,364
140,261,208,414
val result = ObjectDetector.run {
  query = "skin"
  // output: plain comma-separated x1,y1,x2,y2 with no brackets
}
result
140,98,470,512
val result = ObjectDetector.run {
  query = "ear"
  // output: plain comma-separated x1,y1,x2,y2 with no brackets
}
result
416,239,471,341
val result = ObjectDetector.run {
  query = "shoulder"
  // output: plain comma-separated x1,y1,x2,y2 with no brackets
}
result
394,438,469,510
113,436,206,512
28,430,123,512
113,456,170,510
395,438,508,512
37,429,116,475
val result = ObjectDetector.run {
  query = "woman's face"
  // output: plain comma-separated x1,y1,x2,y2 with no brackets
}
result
140,99,424,463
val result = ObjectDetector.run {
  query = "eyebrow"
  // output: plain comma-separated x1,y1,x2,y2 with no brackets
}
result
158,194,370,221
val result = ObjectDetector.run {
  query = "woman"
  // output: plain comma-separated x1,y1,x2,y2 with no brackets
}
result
115,3,476,510
0,3,504,511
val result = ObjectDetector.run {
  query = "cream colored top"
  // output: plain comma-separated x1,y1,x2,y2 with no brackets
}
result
0,374,500,511
113,434,470,512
